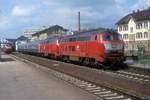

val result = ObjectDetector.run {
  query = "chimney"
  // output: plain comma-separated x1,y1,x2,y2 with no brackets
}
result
78,12,81,33
132,10,135,13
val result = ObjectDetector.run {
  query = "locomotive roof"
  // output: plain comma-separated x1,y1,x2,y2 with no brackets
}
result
74,29,119,36
61,29,119,39
79,28,106,34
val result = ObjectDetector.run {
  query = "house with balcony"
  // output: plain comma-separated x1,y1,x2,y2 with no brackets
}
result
116,7,150,54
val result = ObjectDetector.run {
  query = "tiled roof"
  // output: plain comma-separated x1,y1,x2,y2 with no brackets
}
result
116,7,150,25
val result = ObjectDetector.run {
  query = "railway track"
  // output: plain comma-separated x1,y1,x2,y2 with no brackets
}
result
39,65,133,100
115,70,150,83
97,70,150,84
12,53,150,100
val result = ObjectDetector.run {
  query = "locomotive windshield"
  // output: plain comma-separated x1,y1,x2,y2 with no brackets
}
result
104,34,113,41
103,32,122,41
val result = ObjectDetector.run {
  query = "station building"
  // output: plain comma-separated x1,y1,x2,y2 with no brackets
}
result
24,29,41,39
116,7,150,55
32,25,68,41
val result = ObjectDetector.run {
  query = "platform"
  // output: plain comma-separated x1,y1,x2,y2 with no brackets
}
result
0,54,100,100
125,58,150,70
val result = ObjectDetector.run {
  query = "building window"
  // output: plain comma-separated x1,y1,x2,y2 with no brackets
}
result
140,32,143,38
124,25,128,31
123,34,128,39
121,34,123,38
136,24,139,29
136,32,143,39
144,21,148,28
139,23,142,29
136,23,143,29
121,25,128,31
125,44,128,49
136,24,138,29
130,27,133,33
136,24,140,29
136,32,140,38
119,26,122,31
144,32,148,38
149,21,150,28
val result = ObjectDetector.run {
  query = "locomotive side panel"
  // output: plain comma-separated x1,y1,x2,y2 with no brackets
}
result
87,41,105,62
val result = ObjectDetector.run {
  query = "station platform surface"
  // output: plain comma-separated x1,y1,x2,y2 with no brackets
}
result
0,54,100,100
125,59,150,69
130,63,150,69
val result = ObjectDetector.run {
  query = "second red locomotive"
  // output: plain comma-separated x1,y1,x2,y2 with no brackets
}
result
1,43,13,54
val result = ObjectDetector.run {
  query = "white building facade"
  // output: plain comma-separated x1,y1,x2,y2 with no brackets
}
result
24,29,41,39
116,8,150,55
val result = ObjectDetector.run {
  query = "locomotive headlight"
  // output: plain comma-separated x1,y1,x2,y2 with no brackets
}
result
104,43,112,50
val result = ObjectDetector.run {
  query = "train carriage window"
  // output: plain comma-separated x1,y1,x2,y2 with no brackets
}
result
46,40,49,43
62,38,67,43
86,36,91,41
77,37,81,41
76,36,91,42
72,37,76,42
95,35,97,40
85,37,88,41
64,39,66,43
62,39,65,43
80,37,84,41
66,38,69,42
69,38,72,42
64,39,67,42
58,39,61,43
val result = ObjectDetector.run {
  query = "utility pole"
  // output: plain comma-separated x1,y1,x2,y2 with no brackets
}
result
78,12,81,32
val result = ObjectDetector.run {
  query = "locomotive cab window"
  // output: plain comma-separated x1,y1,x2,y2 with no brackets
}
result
103,34,113,41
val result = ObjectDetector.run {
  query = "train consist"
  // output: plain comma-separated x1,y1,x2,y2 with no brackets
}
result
1,43,13,54
17,29,125,69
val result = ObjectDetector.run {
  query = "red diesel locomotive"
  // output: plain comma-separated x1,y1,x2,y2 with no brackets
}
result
39,36,60,57
59,29,124,67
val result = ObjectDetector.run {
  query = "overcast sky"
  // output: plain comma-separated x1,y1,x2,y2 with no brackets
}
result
0,0,150,39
